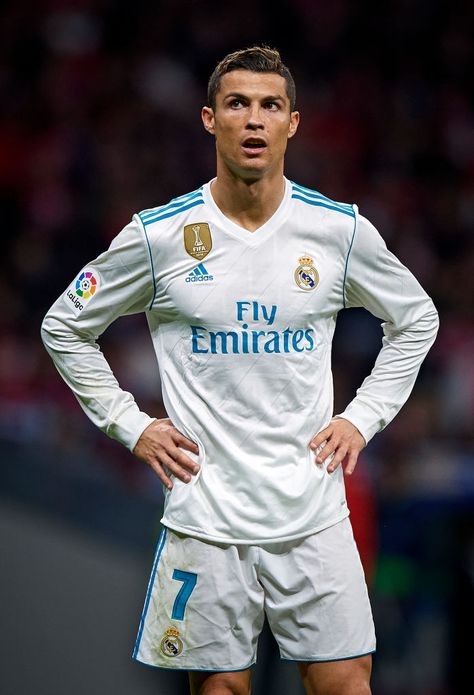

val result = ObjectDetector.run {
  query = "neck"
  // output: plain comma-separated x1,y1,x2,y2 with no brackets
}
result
210,166,286,232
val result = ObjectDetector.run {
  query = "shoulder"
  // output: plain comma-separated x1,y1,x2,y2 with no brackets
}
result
289,181,355,220
136,186,205,230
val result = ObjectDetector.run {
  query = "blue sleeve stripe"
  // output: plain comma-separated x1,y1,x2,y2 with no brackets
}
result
140,191,203,222
169,187,203,204
141,199,205,226
291,194,355,218
140,187,203,217
291,182,353,211
132,527,168,659
342,206,358,308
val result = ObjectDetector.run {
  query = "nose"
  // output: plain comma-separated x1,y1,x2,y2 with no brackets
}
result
246,103,264,130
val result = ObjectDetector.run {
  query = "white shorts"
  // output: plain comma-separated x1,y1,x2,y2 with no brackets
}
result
132,517,376,671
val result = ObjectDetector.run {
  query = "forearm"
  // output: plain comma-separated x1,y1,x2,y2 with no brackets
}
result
337,304,439,443
41,314,154,451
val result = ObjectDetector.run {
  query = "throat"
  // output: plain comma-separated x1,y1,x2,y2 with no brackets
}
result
210,176,286,233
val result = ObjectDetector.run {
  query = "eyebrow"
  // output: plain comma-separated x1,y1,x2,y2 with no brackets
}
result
224,92,286,103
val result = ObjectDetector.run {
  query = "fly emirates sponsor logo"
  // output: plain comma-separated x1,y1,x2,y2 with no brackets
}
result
190,301,316,355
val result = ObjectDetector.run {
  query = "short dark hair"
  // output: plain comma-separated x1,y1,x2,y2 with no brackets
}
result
207,46,296,111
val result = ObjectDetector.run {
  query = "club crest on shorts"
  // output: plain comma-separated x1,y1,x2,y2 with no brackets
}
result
184,223,212,261
160,627,183,657
294,255,319,291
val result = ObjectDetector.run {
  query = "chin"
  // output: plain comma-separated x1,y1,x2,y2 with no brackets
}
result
239,159,269,175
238,167,267,182
223,156,270,180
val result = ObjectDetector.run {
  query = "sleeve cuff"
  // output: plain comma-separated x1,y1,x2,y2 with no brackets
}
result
108,409,156,452
335,404,383,445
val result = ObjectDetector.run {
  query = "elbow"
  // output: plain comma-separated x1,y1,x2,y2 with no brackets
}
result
40,314,54,351
41,310,66,352
427,300,440,335
393,299,439,343
418,300,439,347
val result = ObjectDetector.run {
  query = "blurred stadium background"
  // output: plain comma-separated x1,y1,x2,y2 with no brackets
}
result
1,1,473,693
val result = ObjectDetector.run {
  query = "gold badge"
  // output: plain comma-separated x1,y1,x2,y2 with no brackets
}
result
160,627,183,658
294,255,319,291
184,223,212,261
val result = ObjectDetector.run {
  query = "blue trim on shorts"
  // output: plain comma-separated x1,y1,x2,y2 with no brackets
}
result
132,655,255,672
133,527,167,658
282,649,375,664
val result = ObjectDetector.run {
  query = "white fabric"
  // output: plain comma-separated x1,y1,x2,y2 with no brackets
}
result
42,178,439,543
133,518,376,670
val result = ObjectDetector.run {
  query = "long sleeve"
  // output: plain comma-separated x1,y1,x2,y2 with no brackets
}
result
41,216,156,451
336,211,439,443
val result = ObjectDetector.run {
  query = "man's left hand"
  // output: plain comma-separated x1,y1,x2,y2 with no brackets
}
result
310,417,366,475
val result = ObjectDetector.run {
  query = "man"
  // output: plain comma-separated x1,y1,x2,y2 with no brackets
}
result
42,46,439,695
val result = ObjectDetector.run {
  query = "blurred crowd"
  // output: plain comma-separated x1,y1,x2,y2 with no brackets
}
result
1,0,473,486
1,1,473,692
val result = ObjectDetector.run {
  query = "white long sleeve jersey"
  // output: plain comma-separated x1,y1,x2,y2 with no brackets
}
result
42,179,439,543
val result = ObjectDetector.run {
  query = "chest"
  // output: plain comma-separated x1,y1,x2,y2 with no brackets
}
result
151,216,348,330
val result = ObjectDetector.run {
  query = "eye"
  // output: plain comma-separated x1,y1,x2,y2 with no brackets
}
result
264,101,279,110
229,98,243,109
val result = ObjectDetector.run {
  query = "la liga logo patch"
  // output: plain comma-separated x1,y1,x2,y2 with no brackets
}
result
64,268,100,315
75,271,97,298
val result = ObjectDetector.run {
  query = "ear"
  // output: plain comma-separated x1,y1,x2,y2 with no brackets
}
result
202,106,216,135
288,110,300,139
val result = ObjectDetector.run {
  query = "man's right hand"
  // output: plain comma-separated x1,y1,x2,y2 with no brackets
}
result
133,418,200,490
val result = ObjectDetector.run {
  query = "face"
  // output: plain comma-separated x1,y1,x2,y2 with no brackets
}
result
202,70,300,181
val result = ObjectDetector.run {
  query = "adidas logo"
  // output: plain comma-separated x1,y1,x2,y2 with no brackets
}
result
185,263,214,283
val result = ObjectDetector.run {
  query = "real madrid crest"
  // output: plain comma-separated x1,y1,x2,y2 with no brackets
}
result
160,626,184,658
184,222,212,261
294,255,319,291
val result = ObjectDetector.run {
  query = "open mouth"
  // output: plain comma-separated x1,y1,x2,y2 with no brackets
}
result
241,139,267,154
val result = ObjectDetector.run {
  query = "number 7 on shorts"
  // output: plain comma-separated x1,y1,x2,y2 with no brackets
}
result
171,569,197,620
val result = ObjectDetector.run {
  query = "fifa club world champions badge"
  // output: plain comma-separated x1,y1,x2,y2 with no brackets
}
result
184,223,212,261
294,255,319,291
160,626,184,658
